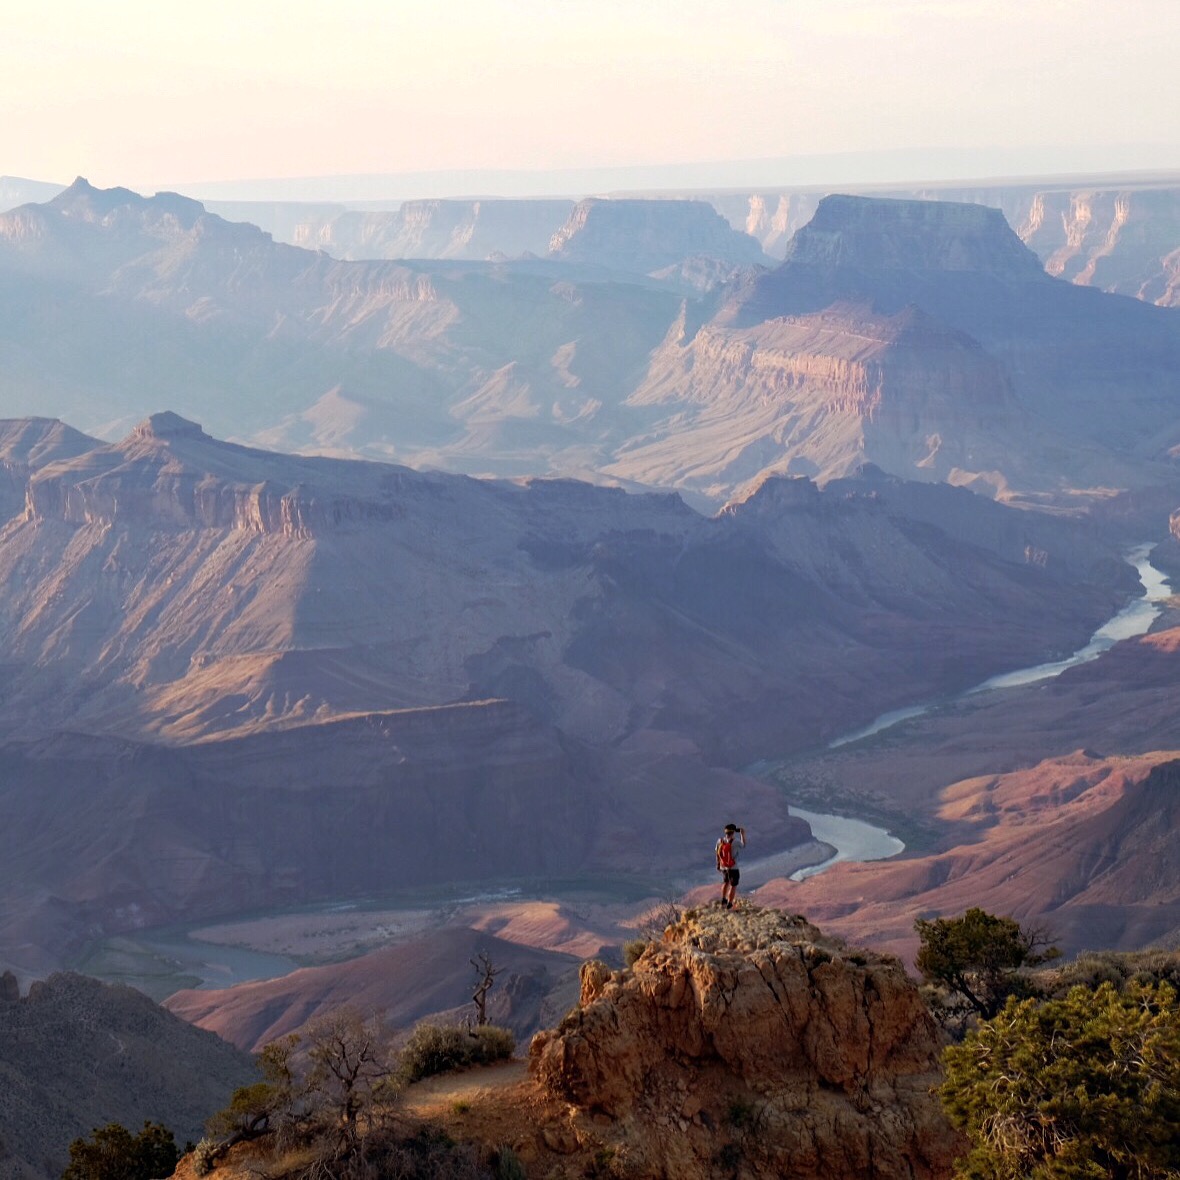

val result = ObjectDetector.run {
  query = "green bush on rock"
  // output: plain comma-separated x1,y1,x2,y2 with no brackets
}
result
940,980,1180,1179
396,1023,515,1085
62,1121,178,1180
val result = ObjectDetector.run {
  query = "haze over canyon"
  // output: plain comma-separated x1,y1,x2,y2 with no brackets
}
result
3,166,1180,1178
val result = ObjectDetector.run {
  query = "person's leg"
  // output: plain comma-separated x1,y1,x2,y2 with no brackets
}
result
729,869,740,909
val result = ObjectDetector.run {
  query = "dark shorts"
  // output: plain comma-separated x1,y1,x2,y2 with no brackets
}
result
722,868,740,886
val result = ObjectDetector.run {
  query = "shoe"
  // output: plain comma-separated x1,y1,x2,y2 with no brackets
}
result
724,900,732,910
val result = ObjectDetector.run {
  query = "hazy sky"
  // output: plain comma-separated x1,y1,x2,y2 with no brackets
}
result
3,0,1177,192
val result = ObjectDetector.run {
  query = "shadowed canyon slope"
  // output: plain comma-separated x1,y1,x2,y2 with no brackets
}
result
0,414,1133,973
0,971,255,1180
164,920,584,1053
3,182,1180,506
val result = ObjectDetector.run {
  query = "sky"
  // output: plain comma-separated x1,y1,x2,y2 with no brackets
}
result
2,0,1178,197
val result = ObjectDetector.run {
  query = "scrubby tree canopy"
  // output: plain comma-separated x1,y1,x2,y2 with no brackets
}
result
940,981,1180,1179
205,1035,298,1144
62,1121,178,1180
915,907,1057,1020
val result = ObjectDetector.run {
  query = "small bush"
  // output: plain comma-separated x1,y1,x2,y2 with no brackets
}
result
192,1138,218,1176
63,1121,179,1180
341,1126,491,1179
1046,948,1180,997
622,939,648,967
491,1144,527,1180
397,1023,515,1085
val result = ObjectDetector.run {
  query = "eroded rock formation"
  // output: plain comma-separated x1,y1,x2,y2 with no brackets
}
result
529,906,960,1179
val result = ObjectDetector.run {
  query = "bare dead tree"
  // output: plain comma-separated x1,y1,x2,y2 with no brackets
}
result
303,1009,392,1150
635,893,684,941
470,952,500,1026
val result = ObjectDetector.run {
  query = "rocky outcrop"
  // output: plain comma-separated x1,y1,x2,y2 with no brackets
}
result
548,197,768,272
24,413,408,536
529,906,960,1179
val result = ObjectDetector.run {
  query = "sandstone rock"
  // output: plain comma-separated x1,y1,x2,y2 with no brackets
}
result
530,905,961,1179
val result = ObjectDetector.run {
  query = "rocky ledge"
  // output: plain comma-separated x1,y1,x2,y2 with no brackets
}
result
529,905,961,1179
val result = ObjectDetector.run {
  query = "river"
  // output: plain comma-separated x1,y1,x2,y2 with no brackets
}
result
757,544,1173,881
94,548,1173,991
830,544,1172,748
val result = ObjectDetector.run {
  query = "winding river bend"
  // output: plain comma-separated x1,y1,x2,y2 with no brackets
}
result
100,550,1174,991
831,544,1172,748
766,544,1173,880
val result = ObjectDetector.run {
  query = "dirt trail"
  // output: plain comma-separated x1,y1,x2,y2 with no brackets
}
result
399,1058,545,1147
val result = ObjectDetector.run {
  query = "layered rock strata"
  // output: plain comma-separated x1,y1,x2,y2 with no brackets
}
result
530,906,960,1179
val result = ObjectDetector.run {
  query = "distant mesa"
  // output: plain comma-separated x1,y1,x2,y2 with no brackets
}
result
613,189,1180,500
779,193,1048,278
293,197,575,261
729,192,1052,326
133,411,209,441
547,196,769,272
2,179,1180,506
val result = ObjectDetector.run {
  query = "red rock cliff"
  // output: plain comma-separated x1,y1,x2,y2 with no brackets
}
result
530,905,961,1179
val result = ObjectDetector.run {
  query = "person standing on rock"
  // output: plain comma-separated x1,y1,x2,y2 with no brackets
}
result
716,823,745,909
